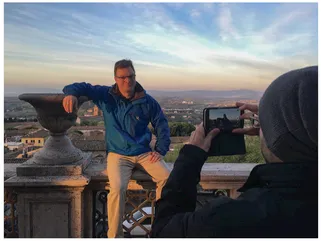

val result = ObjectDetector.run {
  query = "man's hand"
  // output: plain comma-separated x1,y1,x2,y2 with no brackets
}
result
188,122,220,152
62,95,78,113
150,151,163,163
232,102,260,136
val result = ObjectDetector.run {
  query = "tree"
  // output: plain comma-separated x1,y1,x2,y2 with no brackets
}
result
90,121,99,126
81,120,91,126
97,121,105,126
80,120,99,126
148,122,195,137
168,122,195,136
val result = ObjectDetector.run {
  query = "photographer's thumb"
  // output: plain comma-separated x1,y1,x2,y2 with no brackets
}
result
205,128,220,147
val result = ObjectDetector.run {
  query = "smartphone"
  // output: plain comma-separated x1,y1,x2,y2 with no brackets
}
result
203,107,246,156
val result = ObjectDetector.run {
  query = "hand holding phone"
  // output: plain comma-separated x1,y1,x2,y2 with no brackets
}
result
232,102,260,136
203,106,246,156
188,123,220,152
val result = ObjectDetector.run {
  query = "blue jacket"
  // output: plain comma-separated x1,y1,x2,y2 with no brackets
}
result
63,82,170,156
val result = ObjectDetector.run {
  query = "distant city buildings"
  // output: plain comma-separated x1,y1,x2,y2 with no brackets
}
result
21,129,49,147
4,97,260,160
4,142,23,151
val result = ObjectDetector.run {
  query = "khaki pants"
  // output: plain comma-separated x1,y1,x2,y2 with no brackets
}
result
107,151,170,238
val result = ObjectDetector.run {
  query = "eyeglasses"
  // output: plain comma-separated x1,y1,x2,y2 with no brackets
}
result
115,74,136,80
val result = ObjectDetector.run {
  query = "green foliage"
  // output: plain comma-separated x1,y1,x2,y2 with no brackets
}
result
81,120,90,126
168,122,196,136
164,144,185,162
81,120,98,126
164,136,264,164
149,122,195,137
97,121,105,126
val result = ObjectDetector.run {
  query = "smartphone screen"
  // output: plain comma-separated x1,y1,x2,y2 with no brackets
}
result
203,107,246,156
207,107,242,132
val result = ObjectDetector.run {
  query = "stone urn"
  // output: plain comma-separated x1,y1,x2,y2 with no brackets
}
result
19,93,90,165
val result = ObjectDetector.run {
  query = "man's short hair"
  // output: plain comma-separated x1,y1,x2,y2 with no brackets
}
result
114,59,135,76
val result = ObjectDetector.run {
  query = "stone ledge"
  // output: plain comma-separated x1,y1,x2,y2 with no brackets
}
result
5,162,258,188
16,157,92,177
5,175,89,187
16,164,83,176
84,162,258,182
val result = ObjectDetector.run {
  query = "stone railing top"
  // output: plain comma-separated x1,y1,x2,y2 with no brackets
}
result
84,161,259,183
71,140,106,151
4,161,259,182
69,126,106,130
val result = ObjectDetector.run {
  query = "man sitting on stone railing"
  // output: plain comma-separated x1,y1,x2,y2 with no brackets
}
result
151,66,318,238
62,59,171,238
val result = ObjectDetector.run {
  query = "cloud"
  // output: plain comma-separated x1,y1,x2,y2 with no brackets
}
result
4,3,318,91
202,3,215,11
13,8,40,20
217,4,240,42
190,9,201,18
261,11,312,42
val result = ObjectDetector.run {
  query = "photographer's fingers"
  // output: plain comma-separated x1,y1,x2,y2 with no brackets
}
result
207,128,220,139
196,122,205,137
188,130,196,145
232,127,259,136
240,112,255,120
236,102,259,113
232,128,248,134
235,102,245,107
204,128,220,151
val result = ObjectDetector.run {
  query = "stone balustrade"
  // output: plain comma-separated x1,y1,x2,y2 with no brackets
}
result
5,160,257,238
4,93,258,238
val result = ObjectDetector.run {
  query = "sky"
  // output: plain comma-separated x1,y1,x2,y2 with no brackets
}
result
4,2,318,94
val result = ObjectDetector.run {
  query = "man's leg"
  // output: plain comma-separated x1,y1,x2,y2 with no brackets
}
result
137,152,171,201
107,152,135,238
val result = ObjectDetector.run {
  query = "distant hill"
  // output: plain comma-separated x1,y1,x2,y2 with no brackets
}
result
4,87,63,97
148,89,263,100
4,86,263,100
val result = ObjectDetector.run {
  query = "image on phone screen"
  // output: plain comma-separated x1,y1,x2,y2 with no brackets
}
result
208,108,241,132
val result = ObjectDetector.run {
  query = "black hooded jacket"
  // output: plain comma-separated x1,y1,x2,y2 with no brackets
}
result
151,145,318,238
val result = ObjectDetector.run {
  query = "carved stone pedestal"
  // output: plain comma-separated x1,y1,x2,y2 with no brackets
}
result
4,94,92,238
5,176,89,238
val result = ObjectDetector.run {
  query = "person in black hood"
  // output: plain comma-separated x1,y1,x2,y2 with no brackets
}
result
151,66,318,238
